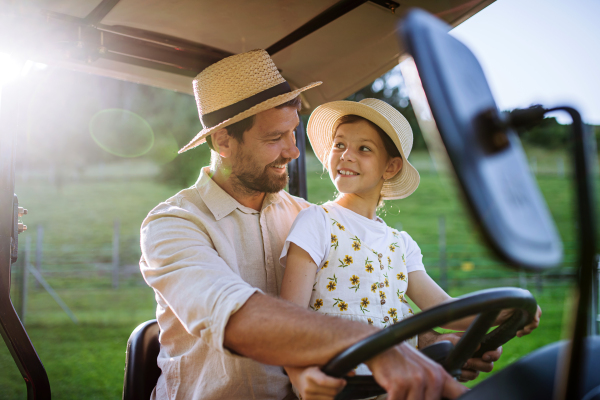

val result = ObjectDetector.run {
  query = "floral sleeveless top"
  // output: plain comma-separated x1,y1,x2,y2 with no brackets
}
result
309,206,418,349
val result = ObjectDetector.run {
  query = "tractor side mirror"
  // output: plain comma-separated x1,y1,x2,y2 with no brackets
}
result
398,9,563,270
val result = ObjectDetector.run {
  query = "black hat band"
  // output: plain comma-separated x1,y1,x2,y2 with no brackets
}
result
201,81,292,128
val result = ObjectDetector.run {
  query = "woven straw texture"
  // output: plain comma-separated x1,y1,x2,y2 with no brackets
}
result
179,49,321,153
307,98,420,200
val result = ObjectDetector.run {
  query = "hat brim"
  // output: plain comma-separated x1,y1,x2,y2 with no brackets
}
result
179,81,322,153
307,100,420,200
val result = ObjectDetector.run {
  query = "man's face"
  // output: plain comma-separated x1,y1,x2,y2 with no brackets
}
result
229,106,300,193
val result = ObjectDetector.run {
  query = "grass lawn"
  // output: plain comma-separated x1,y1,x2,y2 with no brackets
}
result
1,150,597,399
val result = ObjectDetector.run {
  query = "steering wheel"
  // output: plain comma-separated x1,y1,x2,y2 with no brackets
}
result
321,287,538,400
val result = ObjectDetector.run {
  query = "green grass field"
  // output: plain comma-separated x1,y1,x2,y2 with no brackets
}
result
0,150,596,399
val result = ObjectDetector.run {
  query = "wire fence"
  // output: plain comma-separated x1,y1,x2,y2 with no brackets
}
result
9,216,582,325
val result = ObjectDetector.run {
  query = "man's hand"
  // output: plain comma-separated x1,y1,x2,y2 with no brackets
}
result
418,330,502,382
366,342,468,400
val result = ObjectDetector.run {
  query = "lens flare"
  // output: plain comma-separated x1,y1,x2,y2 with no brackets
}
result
89,109,154,158
0,52,22,86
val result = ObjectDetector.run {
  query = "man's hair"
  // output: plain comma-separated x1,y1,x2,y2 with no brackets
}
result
206,96,302,151
334,114,401,159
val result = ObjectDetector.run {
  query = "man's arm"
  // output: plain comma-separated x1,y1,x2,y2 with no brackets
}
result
225,292,376,365
141,208,261,353
225,294,467,399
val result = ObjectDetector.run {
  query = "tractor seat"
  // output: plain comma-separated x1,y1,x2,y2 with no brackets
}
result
123,320,161,400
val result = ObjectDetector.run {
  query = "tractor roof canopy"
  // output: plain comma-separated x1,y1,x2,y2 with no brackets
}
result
1,0,494,111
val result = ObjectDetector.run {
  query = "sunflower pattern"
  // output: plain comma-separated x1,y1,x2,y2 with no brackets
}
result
307,209,417,350
311,299,324,310
338,255,353,268
331,234,339,250
365,257,374,273
360,297,370,314
351,236,362,251
331,218,345,232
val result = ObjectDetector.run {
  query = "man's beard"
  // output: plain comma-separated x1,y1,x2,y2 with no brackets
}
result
232,150,291,194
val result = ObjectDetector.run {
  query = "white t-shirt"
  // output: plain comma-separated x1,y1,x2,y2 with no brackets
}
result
280,202,425,273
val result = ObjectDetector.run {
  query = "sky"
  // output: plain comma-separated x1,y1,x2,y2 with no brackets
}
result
450,0,600,124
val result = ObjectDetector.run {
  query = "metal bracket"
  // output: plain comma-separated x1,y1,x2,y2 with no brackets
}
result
369,0,401,13
10,195,27,264
11,195,18,264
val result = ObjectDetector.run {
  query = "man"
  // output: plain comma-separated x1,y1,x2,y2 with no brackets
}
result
140,49,500,400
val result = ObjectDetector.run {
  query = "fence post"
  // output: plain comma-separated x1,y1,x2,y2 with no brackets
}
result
112,219,120,289
19,235,31,324
519,268,527,289
557,157,565,178
439,216,447,292
536,273,543,295
34,224,43,290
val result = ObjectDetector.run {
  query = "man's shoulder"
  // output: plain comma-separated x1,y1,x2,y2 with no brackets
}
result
276,191,311,211
142,186,208,227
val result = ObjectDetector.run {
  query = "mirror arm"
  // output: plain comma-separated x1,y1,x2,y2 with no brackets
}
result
544,106,597,400
483,104,598,399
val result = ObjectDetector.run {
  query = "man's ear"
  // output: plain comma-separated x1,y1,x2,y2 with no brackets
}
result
383,156,403,180
211,129,233,158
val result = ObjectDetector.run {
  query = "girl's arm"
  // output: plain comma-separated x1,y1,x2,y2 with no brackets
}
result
280,243,347,399
280,243,319,307
405,270,470,331
406,270,542,334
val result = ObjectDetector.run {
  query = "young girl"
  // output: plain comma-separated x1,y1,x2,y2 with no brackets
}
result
279,98,541,400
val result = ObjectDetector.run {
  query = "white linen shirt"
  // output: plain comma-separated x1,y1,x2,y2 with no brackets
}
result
140,166,308,400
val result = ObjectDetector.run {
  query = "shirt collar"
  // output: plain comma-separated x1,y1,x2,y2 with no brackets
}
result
195,167,283,220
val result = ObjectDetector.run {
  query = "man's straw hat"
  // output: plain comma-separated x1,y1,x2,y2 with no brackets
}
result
179,49,322,153
307,98,420,200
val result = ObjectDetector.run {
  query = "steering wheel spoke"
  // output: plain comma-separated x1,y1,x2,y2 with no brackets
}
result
442,310,500,377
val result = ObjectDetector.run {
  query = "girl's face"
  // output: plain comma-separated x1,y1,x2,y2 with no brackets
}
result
327,120,402,199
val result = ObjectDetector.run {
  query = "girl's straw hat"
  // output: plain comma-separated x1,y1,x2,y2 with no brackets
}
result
179,49,322,153
307,98,420,200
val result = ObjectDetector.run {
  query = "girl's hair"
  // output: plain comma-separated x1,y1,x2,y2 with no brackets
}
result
332,114,402,208
333,115,401,159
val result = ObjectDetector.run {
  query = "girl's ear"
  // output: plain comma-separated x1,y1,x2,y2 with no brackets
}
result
383,156,403,180
211,128,233,158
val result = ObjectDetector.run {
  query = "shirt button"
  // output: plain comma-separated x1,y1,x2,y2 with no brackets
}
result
381,299,386,305
379,283,384,288
380,264,384,270
378,253,383,259
384,316,389,322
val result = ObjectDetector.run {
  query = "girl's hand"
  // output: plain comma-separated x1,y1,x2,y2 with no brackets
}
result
496,305,542,337
285,366,348,400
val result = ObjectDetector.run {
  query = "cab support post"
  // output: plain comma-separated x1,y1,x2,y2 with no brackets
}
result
288,119,308,200
0,80,51,400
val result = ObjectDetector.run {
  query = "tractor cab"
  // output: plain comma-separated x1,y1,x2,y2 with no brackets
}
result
0,1,598,399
